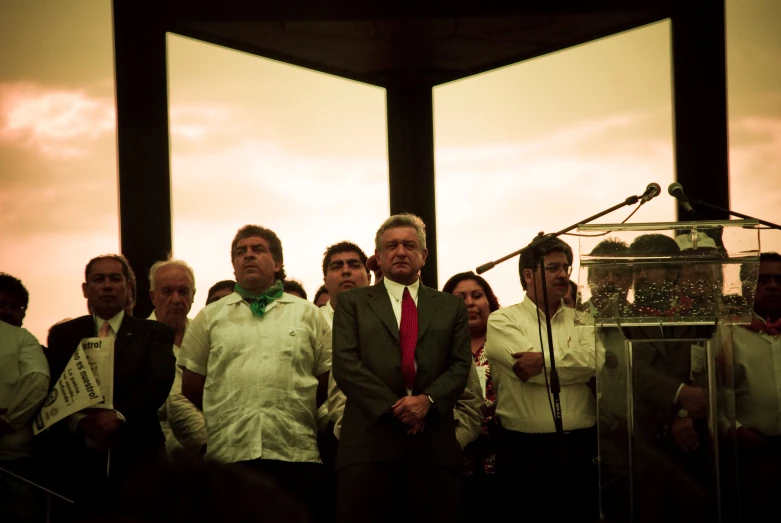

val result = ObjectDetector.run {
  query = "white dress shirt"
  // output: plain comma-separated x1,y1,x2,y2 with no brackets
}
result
178,291,331,464
732,315,781,436
485,297,598,433
0,321,50,459
383,277,420,326
321,301,347,437
148,311,206,455
384,277,421,395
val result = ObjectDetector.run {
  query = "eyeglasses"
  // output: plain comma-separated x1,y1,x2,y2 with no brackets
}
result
543,264,573,276
757,274,781,286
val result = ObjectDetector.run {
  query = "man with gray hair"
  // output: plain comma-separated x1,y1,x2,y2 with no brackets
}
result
148,259,196,348
331,213,472,523
147,259,206,455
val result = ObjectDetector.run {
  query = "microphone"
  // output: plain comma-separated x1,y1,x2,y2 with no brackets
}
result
668,182,696,213
640,182,661,203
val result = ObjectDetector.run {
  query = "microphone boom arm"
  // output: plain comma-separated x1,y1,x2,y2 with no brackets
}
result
476,194,640,274
690,199,781,231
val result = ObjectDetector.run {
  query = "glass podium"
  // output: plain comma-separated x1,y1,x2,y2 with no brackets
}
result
574,220,760,523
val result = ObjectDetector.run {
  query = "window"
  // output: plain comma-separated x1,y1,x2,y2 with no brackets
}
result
167,35,389,313
434,21,676,304
726,0,781,254
0,0,118,342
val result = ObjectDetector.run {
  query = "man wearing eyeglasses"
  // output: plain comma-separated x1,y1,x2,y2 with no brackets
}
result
485,236,598,521
732,251,781,521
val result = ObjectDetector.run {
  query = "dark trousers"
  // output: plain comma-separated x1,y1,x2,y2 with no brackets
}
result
316,425,339,523
495,425,599,522
239,458,321,521
43,441,167,523
0,458,47,523
738,434,781,522
462,470,497,523
337,459,461,523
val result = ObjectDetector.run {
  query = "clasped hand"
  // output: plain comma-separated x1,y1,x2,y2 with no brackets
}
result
392,395,430,435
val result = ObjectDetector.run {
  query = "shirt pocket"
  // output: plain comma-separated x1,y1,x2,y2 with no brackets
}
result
280,328,316,381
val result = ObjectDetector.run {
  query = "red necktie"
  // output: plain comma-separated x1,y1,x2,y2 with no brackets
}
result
744,317,781,337
400,287,418,390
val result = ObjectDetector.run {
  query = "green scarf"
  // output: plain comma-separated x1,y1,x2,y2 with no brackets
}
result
235,280,284,318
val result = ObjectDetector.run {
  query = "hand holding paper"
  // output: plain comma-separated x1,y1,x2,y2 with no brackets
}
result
79,409,122,446
33,337,115,434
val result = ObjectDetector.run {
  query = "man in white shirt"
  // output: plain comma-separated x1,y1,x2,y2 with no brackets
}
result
179,225,331,519
318,240,372,523
331,214,472,523
733,252,781,520
0,274,50,523
321,241,372,439
485,236,597,521
622,234,713,523
146,259,206,456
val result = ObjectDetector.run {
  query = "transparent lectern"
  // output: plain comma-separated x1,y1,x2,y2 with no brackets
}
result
574,220,760,523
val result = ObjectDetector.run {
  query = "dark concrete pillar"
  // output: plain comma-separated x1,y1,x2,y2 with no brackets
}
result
670,1,730,221
113,0,171,316
386,85,438,287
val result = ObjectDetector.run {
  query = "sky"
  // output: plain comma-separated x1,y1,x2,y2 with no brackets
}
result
0,0,780,342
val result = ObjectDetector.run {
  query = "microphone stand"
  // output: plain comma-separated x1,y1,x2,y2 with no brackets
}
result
690,199,781,230
476,195,640,275
476,193,642,435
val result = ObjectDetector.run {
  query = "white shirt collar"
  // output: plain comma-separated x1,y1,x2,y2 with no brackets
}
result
324,300,335,319
147,310,190,341
520,294,565,320
383,276,420,303
93,310,124,337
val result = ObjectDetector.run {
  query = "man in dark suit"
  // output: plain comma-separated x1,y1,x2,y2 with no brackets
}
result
43,254,175,516
621,235,713,523
332,213,472,523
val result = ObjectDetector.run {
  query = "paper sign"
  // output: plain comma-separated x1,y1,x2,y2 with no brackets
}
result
33,346,103,434
475,366,487,400
80,337,115,409
690,344,706,381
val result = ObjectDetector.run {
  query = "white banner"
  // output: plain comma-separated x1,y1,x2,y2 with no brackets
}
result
80,337,115,409
33,346,102,434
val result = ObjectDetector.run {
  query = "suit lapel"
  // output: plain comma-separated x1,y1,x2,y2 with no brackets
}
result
75,315,97,339
416,285,439,342
367,283,399,341
114,315,136,360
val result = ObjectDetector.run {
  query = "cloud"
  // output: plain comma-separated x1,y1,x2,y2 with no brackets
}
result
169,105,231,141
729,115,781,217
0,83,243,157
0,83,115,157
